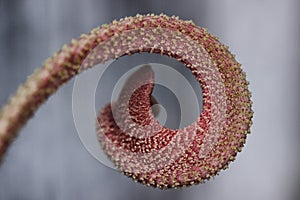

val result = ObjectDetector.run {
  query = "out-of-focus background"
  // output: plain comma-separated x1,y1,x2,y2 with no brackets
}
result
0,0,299,200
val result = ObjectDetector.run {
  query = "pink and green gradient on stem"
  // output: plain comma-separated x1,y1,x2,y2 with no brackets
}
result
0,14,253,189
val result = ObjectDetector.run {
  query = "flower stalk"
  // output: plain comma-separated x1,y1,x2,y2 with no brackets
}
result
0,14,253,188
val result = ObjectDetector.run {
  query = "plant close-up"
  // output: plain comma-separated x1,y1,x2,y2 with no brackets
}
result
0,1,299,200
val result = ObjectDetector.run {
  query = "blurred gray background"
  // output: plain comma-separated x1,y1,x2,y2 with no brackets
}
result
0,0,299,200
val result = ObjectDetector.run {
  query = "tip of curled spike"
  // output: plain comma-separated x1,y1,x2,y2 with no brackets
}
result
89,14,253,189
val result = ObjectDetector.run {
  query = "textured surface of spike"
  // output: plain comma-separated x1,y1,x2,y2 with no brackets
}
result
93,15,253,189
0,14,253,188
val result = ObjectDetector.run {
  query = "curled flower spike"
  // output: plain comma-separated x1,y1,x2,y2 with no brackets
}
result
0,14,253,188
